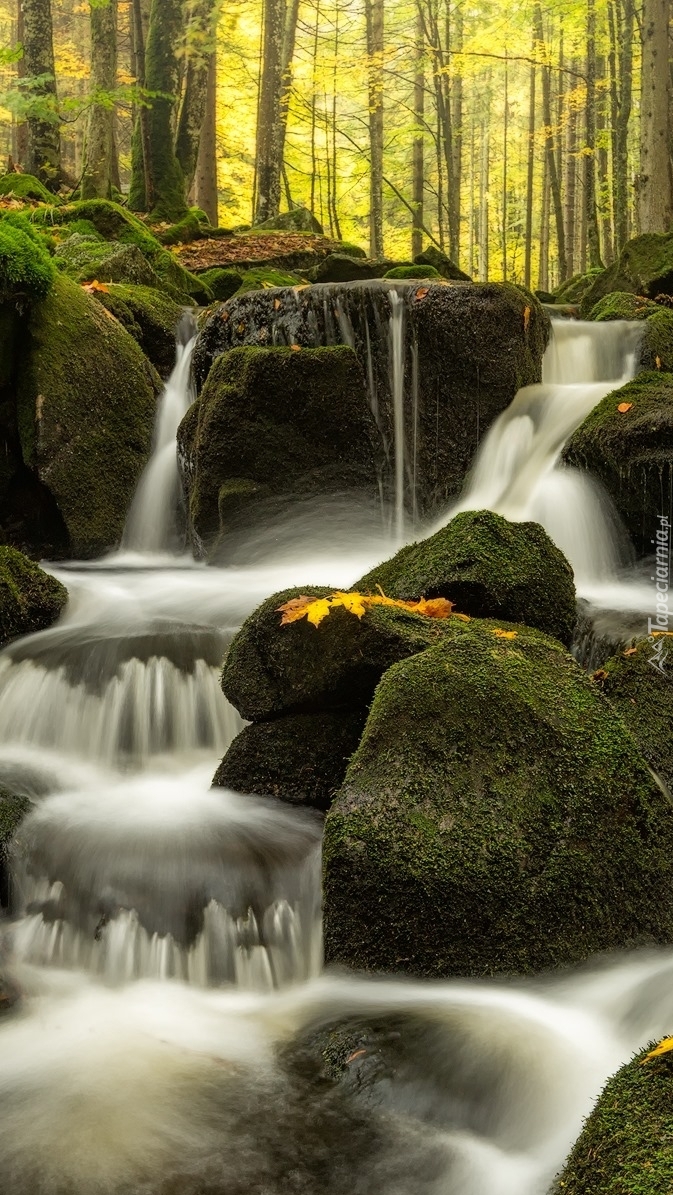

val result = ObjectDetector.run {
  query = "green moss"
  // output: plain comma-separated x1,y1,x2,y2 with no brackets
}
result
17,274,160,558
337,242,367,259
0,173,57,203
357,510,576,646
596,639,673,792
0,218,55,305
554,269,605,306
553,1046,673,1194
383,265,442,279
156,209,210,245
198,267,244,301
563,372,673,556
65,219,104,241
235,267,302,294
91,283,184,377
54,236,160,287
589,291,658,321
588,291,673,371
413,245,472,281
580,233,673,316
213,708,368,811
323,623,673,977
0,546,67,646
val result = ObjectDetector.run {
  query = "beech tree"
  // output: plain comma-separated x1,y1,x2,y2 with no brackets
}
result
639,0,673,233
81,0,118,199
21,0,60,187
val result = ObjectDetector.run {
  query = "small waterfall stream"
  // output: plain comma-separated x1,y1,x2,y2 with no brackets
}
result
0,314,670,1195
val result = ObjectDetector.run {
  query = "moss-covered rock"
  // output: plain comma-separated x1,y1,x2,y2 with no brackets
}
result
0,788,31,909
16,274,160,558
554,269,605,306
580,233,673,316
323,621,673,978
413,245,471,281
235,266,302,293
178,344,379,557
90,283,183,377
0,218,55,305
383,264,442,280
197,267,243,301
357,510,576,645
306,254,396,283
155,209,210,245
588,291,673,372
0,546,67,646
594,638,673,792
254,207,324,234
553,1045,673,1194
222,587,465,722
54,235,161,287
563,372,673,557
0,173,57,204
213,709,368,811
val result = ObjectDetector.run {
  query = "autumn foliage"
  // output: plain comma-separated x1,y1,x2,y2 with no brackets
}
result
277,588,468,628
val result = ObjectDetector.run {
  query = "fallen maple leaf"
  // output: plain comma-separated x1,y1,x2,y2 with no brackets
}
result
414,287,429,300
492,628,518,639
623,647,638,656
277,595,313,625
643,1037,673,1063
81,279,110,294
276,590,462,629
656,355,662,369
592,668,608,681
617,402,633,413
523,306,531,333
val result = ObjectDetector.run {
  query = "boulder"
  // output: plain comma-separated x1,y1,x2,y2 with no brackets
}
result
580,233,673,316
0,172,57,203
383,265,441,280
254,207,324,234
197,267,243,301
90,283,184,377
0,546,67,646
306,254,398,284
193,281,551,521
54,235,161,288
413,245,471,281
554,269,605,306
323,621,673,977
0,216,55,306
13,274,160,558
357,510,576,646
588,291,673,371
596,638,673,792
177,344,379,557
213,709,368,811
0,788,31,910
235,266,301,292
563,371,673,557
553,1044,673,1195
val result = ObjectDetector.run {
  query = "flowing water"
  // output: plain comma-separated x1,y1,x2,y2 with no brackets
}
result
0,316,669,1195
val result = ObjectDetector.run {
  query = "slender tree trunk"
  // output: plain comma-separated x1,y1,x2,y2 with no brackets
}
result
365,0,384,257
22,0,61,188
175,0,217,197
129,0,152,210
502,60,508,280
81,0,118,199
564,63,578,277
524,51,536,289
449,0,463,263
330,2,341,237
309,0,319,217
538,150,550,290
254,0,285,222
412,5,424,258
639,0,671,232
584,0,603,267
596,56,614,263
534,2,567,280
15,0,28,168
436,105,445,248
192,52,218,223
613,0,634,250
479,89,490,281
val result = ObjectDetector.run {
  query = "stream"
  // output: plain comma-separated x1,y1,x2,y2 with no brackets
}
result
0,311,670,1195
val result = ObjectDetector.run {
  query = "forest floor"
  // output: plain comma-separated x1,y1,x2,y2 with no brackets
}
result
175,232,348,274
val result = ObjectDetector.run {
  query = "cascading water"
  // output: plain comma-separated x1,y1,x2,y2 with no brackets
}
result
1,315,672,1195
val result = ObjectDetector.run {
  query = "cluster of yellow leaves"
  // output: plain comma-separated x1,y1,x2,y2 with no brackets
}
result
277,589,467,628
492,628,518,639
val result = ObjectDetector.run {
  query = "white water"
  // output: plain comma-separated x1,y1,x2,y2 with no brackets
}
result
0,315,667,1195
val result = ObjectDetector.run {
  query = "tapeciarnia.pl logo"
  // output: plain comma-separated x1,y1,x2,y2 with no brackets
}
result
648,514,671,674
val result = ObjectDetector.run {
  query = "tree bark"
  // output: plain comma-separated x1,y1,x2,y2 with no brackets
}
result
254,0,296,223
365,0,384,258
534,3,567,281
613,0,634,251
175,0,217,196
192,52,218,224
129,0,186,219
524,50,536,289
14,0,29,168
584,0,603,268
412,4,424,258
81,0,118,199
639,0,671,232
564,59,578,277
449,1,463,263
22,0,61,188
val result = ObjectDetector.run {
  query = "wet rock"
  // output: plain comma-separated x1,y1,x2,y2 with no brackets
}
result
306,254,397,283
554,268,605,307
177,344,379,558
0,787,31,910
13,273,160,558
197,267,244,301
193,280,550,522
595,638,673,793
563,371,673,557
323,622,673,978
579,232,673,317
90,283,184,377
0,546,67,647
357,510,576,646
413,244,471,281
587,291,673,372
552,1044,673,1195
213,709,368,811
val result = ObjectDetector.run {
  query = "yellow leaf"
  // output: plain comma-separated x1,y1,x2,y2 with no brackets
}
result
290,344,302,352
643,1037,673,1062
331,591,368,618
592,668,608,681
305,598,332,627
523,306,531,333
623,647,638,656
276,595,313,625
617,402,633,413
414,287,429,300
277,589,464,629
492,628,518,639
273,298,282,310
81,279,110,294
414,597,455,619
656,355,662,370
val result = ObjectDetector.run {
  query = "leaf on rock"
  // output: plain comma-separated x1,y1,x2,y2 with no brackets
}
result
523,306,531,333
656,355,662,370
414,287,429,301
592,668,608,681
492,628,518,639
623,647,638,656
81,279,110,294
643,1037,673,1063
277,589,462,629
277,595,313,625
617,402,633,413
290,344,302,351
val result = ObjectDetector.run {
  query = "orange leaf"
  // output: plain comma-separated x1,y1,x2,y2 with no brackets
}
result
643,1037,673,1063
523,306,531,333
413,597,455,619
273,298,282,310
276,595,313,625
81,279,110,294
617,402,633,413
290,344,302,352
415,287,429,300
623,647,638,656
345,1049,367,1064
592,668,608,681
656,356,662,370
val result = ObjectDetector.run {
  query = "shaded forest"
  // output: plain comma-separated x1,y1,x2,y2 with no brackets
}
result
0,0,672,287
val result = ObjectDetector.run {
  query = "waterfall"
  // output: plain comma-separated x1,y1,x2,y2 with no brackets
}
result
122,314,197,554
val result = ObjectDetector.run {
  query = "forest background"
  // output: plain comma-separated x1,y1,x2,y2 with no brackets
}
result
0,0,671,292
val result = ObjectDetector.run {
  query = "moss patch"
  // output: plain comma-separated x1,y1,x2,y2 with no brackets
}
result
197,267,243,301
0,218,55,305
357,510,576,645
580,233,673,316
90,283,183,377
0,173,57,203
588,291,673,372
17,274,160,558
235,267,302,293
323,622,673,977
595,638,673,792
553,1046,673,1194
383,265,442,279
0,546,67,646
563,371,673,556
55,236,160,287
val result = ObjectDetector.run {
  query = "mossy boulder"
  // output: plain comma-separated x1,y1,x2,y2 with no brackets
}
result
323,622,673,978
580,233,673,317
413,245,471,281
0,218,55,305
383,264,441,280
553,1045,673,1194
0,546,67,646
564,372,673,557
155,209,210,246
54,235,161,287
588,291,673,372
306,254,396,284
197,267,243,301
222,587,466,722
235,266,301,293
595,638,673,792
177,344,379,557
554,269,605,306
0,788,31,909
357,510,576,646
254,207,324,234
213,709,368,811
0,172,56,204
90,283,184,377
16,274,160,558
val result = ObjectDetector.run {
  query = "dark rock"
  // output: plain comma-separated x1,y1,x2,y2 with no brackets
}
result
0,546,67,647
357,509,576,646
579,233,673,317
588,290,673,372
91,283,184,377
177,344,379,558
413,245,471,281
213,709,368,811
254,207,324,234
535,289,556,304
0,787,31,910
554,269,605,307
596,638,673,792
306,254,398,284
197,267,244,301
323,622,673,978
563,371,673,557
193,280,550,523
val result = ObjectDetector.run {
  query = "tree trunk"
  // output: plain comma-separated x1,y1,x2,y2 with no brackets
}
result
502,60,508,280
254,0,286,223
365,0,384,258
449,1,463,263
639,0,671,232
192,52,218,224
412,5,424,258
479,90,490,281
15,0,29,168
613,0,634,251
534,3,567,281
81,0,118,199
129,0,152,211
524,51,536,289
22,0,61,188
175,0,217,197
584,0,603,268
564,60,578,277
596,56,614,263
538,149,550,291
129,0,185,219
